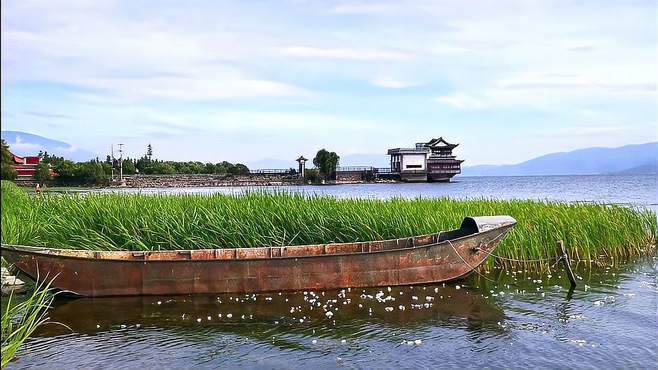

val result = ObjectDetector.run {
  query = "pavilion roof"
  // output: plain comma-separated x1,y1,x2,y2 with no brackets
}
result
426,137,458,148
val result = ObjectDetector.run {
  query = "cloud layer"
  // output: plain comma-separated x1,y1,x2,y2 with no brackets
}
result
2,0,655,165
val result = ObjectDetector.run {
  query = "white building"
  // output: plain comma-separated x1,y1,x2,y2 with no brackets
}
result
387,137,463,182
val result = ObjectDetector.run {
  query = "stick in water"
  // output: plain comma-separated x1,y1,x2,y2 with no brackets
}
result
557,240,577,289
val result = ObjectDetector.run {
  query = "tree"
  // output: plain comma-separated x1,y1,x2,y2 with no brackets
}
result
232,163,250,175
1,139,17,180
76,162,108,185
34,162,52,184
218,161,235,174
204,163,216,174
53,160,77,183
1,163,17,180
313,149,340,180
122,159,136,175
305,168,320,183
147,143,153,160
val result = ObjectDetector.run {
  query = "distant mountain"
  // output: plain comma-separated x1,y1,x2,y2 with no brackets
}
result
462,142,657,176
609,162,657,175
1,131,97,162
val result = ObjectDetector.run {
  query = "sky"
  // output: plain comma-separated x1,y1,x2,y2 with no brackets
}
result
1,0,656,167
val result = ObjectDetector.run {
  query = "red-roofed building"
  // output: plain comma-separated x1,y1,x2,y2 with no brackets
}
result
10,152,57,180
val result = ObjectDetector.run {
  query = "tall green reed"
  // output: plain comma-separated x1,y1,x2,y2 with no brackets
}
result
1,278,54,368
2,181,655,269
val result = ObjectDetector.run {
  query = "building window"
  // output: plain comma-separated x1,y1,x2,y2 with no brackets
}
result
406,164,422,169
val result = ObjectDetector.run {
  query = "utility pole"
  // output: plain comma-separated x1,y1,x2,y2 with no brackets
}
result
117,143,124,182
110,144,115,182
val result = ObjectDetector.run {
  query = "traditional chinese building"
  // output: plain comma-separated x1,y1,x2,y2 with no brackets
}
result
387,137,463,182
9,152,56,180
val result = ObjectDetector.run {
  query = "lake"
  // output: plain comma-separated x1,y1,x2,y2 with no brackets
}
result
101,174,657,207
6,174,658,369
8,258,657,369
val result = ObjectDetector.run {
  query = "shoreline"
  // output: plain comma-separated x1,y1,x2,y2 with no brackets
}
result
14,173,654,190
15,173,401,189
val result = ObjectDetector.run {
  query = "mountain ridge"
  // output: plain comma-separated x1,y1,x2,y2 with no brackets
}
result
460,142,656,176
1,131,98,162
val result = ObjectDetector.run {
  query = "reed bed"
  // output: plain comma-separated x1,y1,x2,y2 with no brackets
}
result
1,181,655,268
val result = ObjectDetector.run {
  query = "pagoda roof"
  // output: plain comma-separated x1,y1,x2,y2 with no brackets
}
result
296,155,308,161
426,137,458,148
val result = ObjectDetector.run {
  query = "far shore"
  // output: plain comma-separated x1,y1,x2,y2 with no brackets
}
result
16,172,401,189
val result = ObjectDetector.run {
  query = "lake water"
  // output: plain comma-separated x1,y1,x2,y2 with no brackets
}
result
101,175,657,207
7,258,657,369
6,174,658,369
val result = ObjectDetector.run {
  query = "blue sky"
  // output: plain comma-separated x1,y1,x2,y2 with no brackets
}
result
1,0,656,167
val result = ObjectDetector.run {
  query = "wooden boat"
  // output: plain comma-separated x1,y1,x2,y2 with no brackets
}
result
0,216,516,297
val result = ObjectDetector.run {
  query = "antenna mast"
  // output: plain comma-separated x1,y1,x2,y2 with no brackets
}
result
110,144,115,182
117,143,124,182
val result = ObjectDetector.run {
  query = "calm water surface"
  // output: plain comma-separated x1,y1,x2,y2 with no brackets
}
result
8,175,657,369
8,258,657,369
102,175,657,206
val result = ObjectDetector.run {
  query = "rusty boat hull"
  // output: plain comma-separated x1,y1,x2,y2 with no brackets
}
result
1,216,516,297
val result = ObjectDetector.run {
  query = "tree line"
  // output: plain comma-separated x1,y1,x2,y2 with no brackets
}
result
0,140,251,185
1,139,342,185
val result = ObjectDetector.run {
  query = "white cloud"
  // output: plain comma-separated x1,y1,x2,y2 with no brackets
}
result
282,46,411,61
8,141,42,152
371,77,419,89
329,3,397,15
1,0,655,164
1,2,311,101
434,93,488,110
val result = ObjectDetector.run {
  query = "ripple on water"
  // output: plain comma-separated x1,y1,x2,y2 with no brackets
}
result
6,258,658,369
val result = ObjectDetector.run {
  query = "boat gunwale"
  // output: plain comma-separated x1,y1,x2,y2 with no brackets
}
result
0,222,516,263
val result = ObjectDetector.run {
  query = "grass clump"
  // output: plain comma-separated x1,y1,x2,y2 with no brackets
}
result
1,279,53,368
1,180,655,268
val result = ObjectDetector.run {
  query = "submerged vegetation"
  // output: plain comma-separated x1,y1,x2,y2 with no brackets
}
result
1,181,655,268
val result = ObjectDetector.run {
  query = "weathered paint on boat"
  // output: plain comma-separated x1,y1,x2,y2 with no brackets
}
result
0,216,516,297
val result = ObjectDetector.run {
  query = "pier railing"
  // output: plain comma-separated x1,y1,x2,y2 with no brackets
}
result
336,166,393,173
250,169,294,175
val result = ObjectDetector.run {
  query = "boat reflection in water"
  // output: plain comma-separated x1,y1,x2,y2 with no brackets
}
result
36,283,506,341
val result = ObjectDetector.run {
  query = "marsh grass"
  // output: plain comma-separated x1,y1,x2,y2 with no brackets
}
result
1,181,655,269
1,277,53,368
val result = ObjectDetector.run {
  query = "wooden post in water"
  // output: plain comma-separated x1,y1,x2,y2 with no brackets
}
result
557,240,577,289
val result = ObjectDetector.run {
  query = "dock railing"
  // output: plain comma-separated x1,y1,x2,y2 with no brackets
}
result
250,169,294,175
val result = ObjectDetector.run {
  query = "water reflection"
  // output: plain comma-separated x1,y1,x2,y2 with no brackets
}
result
8,257,657,369
38,284,506,341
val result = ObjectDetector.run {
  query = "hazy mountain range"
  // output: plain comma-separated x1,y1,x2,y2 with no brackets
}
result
460,142,656,176
2,130,655,176
1,131,97,162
